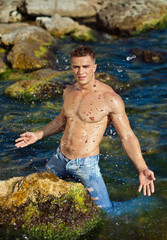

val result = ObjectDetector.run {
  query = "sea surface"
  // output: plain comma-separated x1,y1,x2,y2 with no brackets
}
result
0,29,167,239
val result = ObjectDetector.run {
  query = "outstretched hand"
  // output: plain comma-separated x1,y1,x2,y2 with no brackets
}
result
15,131,42,148
138,169,156,196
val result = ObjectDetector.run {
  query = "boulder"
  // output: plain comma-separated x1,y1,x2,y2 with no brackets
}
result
0,68,68,81
18,0,106,18
0,48,9,73
0,23,29,37
96,0,167,36
0,172,101,239
36,14,96,41
1,25,53,46
1,25,54,70
4,69,72,101
0,0,20,23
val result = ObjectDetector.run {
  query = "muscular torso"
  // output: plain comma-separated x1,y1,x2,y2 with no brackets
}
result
60,81,115,159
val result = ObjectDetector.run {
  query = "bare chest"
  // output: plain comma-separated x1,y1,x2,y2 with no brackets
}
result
64,92,109,123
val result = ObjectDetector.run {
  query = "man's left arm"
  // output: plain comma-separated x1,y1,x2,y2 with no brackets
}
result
108,94,156,196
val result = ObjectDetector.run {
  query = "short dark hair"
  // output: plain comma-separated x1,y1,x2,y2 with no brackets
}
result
70,45,96,62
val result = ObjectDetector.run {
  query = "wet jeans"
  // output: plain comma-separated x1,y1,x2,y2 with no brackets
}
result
45,146,112,209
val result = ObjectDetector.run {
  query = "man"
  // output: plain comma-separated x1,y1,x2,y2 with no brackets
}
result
15,45,155,210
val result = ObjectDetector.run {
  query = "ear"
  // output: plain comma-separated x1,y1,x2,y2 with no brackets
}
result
93,64,97,73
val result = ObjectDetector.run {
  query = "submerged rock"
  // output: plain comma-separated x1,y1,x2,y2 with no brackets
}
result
95,72,131,93
0,172,101,239
4,79,64,101
96,0,167,36
131,48,165,63
4,69,73,101
4,71,132,101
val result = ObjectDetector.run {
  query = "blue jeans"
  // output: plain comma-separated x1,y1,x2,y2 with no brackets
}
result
45,146,112,209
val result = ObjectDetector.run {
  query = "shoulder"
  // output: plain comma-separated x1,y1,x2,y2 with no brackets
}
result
63,84,76,100
104,90,125,115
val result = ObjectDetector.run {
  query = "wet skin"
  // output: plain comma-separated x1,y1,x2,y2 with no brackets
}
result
15,55,156,197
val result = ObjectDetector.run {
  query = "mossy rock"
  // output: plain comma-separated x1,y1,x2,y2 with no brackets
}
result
0,172,101,240
132,13,167,36
3,69,73,101
4,79,65,101
0,68,70,81
71,25,96,42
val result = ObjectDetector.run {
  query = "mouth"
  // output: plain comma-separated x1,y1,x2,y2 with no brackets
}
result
78,76,86,80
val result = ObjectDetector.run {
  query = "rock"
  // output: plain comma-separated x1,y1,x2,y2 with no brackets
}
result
0,172,101,239
96,0,167,36
8,10,22,23
36,14,96,41
1,25,54,70
95,72,130,93
131,47,165,63
0,23,29,36
1,25,53,46
0,48,9,73
4,69,72,101
36,14,78,36
4,79,64,101
0,68,68,81
18,0,106,18
0,0,20,23
71,24,96,42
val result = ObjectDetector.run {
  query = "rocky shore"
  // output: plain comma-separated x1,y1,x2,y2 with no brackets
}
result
0,0,167,100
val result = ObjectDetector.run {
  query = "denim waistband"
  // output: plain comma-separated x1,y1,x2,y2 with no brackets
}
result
57,146,99,164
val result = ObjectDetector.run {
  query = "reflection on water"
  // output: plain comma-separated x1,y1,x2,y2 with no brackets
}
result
0,29,167,239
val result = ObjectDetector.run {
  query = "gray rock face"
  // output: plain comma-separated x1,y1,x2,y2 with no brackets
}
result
96,0,167,36
0,0,20,23
18,0,104,18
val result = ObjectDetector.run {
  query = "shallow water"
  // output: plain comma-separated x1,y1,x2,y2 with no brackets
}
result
0,29,167,239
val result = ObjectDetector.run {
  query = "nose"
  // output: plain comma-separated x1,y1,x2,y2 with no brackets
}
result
78,67,84,75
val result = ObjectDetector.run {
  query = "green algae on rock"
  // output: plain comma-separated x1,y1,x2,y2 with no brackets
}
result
4,79,64,101
1,68,69,81
0,172,101,240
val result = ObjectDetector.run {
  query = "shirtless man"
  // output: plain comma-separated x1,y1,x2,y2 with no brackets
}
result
15,45,155,209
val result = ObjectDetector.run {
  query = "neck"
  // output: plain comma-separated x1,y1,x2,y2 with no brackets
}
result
76,78,96,92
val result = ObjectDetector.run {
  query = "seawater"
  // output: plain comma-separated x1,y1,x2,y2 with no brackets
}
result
0,29,167,240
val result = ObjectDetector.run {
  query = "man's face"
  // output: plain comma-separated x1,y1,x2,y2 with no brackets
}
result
70,55,97,86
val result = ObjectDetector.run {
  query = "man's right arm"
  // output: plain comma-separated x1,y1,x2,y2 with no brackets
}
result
15,108,67,148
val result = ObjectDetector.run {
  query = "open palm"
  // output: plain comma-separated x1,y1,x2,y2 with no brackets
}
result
138,169,156,196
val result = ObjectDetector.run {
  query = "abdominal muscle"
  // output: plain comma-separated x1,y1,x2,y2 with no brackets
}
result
60,117,108,159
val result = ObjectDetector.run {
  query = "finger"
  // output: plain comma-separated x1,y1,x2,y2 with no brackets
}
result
150,181,155,193
15,137,26,143
143,185,146,196
15,140,29,148
150,172,156,181
146,184,151,196
138,184,143,192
